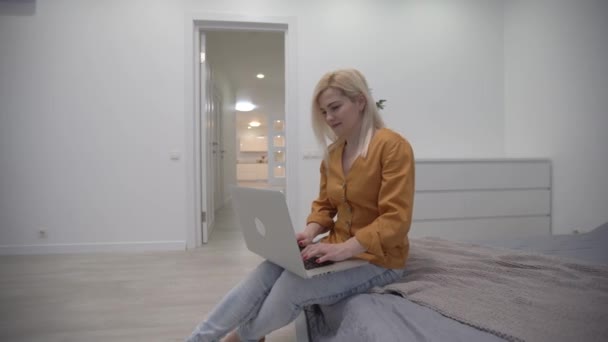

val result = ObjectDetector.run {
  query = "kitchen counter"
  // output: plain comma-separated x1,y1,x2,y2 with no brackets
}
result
237,163,268,181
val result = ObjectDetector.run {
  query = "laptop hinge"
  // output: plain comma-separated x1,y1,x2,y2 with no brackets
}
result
201,211,206,223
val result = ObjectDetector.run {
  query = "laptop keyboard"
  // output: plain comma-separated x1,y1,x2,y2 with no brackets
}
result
303,257,334,270
300,246,335,270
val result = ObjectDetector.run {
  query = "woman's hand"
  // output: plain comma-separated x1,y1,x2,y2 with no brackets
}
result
296,230,315,248
301,237,366,263
296,222,325,248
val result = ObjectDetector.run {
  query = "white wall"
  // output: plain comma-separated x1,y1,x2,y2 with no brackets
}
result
290,0,506,227
504,0,608,234
0,0,187,253
1,0,510,253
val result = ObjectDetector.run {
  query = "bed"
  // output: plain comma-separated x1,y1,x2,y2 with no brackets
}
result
294,159,608,341
298,223,608,342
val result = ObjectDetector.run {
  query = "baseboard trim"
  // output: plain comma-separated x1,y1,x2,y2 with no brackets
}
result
0,240,187,255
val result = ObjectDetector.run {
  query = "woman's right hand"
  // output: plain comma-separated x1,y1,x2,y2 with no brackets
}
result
296,223,322,248
296,231,315,248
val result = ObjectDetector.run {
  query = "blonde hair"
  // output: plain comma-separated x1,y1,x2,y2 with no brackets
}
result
311,69,385,161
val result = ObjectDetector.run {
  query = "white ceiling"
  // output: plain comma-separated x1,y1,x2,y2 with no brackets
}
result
206,31,285,132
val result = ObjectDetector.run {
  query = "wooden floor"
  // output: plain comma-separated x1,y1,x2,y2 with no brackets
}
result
0,205,296,342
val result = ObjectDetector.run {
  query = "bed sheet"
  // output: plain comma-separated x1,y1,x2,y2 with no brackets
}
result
305,223,608,342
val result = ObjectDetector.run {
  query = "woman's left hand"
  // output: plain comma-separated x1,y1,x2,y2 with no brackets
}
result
301,237,366,263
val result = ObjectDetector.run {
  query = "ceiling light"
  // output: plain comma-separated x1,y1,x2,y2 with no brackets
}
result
247,126,252,129
257,74,265,79
236,102,255,111
249,120,261,127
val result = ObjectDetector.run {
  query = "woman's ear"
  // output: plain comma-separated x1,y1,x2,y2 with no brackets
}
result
356,94,367,112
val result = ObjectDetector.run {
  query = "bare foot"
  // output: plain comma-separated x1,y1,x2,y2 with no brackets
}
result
221,330,239,342
221,330,265,342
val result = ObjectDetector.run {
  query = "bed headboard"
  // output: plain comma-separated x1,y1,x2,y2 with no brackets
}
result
410,159,552,241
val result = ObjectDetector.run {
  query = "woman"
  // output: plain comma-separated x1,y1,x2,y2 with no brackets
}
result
186,68,415,342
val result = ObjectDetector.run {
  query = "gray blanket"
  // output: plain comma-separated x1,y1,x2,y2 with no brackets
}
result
372,237,608,342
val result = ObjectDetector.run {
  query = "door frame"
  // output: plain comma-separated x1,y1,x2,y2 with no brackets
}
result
184,13,299,249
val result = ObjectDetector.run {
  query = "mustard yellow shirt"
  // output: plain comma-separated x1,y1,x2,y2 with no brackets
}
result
306,128,415,269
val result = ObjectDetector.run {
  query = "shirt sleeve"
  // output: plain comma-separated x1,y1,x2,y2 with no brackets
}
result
306,160,337,229
354,139,415,260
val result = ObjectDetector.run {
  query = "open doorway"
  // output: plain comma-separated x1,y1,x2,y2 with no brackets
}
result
186,16,298,250
206,31,286,194
196,28,288,245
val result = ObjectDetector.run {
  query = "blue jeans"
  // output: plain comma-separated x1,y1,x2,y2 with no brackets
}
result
186,260,402,342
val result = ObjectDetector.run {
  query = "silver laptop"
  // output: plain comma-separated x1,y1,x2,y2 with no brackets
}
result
231,186,368,278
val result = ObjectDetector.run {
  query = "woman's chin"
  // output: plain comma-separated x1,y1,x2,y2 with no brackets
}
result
332,131,344,138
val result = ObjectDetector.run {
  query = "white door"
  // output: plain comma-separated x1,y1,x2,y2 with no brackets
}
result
213,92,224,208
199,32,216,243
207,83,222,227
